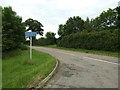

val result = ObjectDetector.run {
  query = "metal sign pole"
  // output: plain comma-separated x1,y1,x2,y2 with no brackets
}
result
30,36,32,61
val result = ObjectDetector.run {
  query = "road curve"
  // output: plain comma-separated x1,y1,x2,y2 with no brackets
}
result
32,46,118,88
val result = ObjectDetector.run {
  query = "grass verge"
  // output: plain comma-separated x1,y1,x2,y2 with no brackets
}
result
45,45,118,57
2,49,56,88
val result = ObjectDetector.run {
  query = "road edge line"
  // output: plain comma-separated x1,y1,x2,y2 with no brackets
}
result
35,58,59,88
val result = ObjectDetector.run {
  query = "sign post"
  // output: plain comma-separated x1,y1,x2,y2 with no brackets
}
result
30,36,32,61
25,32,37,61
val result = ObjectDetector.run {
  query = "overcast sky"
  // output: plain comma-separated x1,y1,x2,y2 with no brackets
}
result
1,0,120,38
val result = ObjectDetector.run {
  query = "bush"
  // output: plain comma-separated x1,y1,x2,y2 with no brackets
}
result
19,44,28,50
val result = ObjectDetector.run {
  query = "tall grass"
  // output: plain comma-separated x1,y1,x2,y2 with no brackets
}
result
2,49,56,88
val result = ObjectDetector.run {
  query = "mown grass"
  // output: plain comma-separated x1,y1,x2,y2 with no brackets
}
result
45,45,118,57
2,49,56,88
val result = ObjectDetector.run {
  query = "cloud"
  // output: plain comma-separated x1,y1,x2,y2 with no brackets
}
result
1,0,119,38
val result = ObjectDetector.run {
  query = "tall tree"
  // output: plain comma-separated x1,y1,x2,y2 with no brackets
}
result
24,18,44,35
2,6,25,51
64,16,84,34
91,8,117,30
58,16,84,37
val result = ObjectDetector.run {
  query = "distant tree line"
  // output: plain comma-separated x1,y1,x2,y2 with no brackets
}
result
34,32,56,46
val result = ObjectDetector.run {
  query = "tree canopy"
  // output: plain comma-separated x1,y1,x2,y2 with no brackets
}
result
45,32,56,45
58,7,118,38
34,31,56,46
58,16,84,37
91,8,117,30
24,18,44,35
2,6,25,51
116,6,120,28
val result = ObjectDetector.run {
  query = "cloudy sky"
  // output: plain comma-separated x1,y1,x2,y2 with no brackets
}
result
1,0,120,38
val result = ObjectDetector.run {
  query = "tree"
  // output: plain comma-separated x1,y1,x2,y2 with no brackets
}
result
58,16,84,37
37,37,47,46
116,6,120,28
35,32,56,46
91,8,117,30
2,6,25,51
116,6,120,52
64,16,84,35
58,24,64,37
45,32,56,45
24,18,44,35
57,6,118,52
84,17,92,32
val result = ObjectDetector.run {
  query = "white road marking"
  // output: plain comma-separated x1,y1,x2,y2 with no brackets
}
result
60,51,118,65
83,57,118,65
60,52,75,56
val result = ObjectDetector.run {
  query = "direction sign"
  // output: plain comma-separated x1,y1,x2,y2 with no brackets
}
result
25,32,37,37
25,31,37,62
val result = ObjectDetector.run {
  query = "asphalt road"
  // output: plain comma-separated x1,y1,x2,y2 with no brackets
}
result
32,46,118,88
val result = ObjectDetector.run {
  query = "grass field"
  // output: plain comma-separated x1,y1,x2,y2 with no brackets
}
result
45,45,118,57
2,49,56,88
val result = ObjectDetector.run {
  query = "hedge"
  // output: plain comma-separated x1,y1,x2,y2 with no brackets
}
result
57,30,118,51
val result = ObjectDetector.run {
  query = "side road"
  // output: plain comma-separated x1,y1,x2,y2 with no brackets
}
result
32,46,118,88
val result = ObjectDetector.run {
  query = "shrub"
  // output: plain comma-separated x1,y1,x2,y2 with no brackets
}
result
57,30,118,51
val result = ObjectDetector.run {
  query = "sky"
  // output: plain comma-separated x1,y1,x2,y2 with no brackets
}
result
1,0,120,38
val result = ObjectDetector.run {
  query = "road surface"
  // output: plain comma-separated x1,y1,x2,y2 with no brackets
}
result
32,46,118,88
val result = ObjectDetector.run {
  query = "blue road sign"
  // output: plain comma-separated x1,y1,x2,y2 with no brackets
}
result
25,32,37,37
